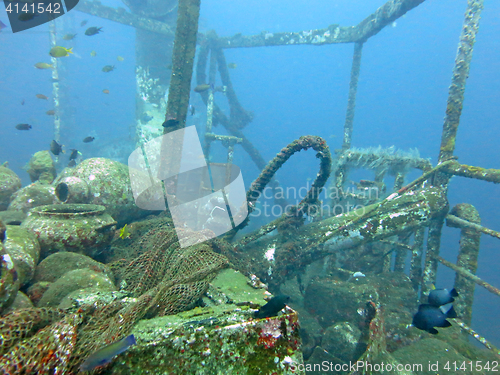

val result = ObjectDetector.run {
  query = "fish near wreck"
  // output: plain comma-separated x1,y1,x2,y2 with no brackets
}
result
85,26,103,36
254,295,290,319
80,334,136,372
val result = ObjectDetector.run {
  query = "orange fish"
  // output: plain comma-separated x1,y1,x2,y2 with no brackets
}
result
102,89,109,94
36,94,48,100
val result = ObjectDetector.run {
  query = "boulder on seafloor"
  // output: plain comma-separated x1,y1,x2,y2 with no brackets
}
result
37,268,116,307
33,252,113,283
0,246,20,314
26,281,51,305
304,272,418,352
321,321,365,363
4,291,33,314
24,150,56,184
53,157,150,223
7,182,58,214
0,164,21,211
3,225,40,286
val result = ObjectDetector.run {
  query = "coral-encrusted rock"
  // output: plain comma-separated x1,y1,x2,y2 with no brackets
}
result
3,225,40,286
38,268,116,307
22,204,116,259
24,150,56,184
0,249,20,314
34,252,113,283
7,183,58,213
4,291,33,314
26,281,51,305
321,322,364,362
53,157,149,223
0,164,21,211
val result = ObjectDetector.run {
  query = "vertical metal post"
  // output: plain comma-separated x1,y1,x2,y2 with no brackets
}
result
422,220,444,296
49,21,61,164
447,204,481,324
435,0,483,180
342,42,363,151
410,228,425,293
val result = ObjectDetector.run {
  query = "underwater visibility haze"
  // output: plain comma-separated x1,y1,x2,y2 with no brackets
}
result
1,0,500,373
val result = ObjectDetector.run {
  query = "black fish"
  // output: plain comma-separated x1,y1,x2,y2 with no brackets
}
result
69,149,79,160
68,160,76,167
50,140,63,155
15,124,31,130
85,27,102,36
428,288,458,307
80,20,88,27
254,295,290,319
83,136,95,143
412,303,457,334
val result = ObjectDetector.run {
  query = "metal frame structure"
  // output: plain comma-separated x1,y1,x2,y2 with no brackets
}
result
73,0,500,353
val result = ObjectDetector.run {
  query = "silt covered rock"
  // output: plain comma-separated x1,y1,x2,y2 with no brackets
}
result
38,268,116,307
0,164,21,211
2,225,40,286
7,182,58,214
24,150,56,184
34,252,113,283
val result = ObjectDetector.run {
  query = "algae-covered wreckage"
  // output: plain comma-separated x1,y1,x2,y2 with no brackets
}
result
1,0,500,373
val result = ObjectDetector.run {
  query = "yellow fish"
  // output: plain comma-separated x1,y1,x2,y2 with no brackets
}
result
34,62,53,69
49,46,73,58
119,224,131,239
227,63,237,69
117,56,124,61
90,50,97,57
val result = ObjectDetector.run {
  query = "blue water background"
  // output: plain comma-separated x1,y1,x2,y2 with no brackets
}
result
1,0,499,346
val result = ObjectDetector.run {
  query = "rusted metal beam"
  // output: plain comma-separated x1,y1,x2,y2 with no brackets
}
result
437,0,484,164
77,0,175,36
342,42,363,150
446,213,500,240
444,161,500,184
214,0,426,49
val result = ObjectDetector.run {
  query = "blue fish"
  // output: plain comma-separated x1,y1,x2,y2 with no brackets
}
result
428,287,458,307
412,303,456,334
80,334,136,372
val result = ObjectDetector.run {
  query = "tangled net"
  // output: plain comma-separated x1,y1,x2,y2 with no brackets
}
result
0,220,228,374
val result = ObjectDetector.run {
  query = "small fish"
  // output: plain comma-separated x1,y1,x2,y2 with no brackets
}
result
21,99,25,105
46,110,56,116
189,105,195,116
90,50,97,57
50,140,64,155
166,64,172,70
254,295,290,319
412,303,456,334
62,33,77,40
15,123,32,130
119,224,131,239
140,112,153,124
69,149,79,160
193,84,211,93
428,287,458,307
36,94,48,100
227,63,237,69
79,334,136,372
0,20,7,32
18,13,37,22
49,46,73,58
80,20,88,27
85,26,103,36
83,136,95,143
34,62,53,69
117,56,124,61
68,160,77,167
102,89,110,94
102,65,115,73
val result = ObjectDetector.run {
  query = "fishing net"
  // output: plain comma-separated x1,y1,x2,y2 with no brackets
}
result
0,218,229,373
